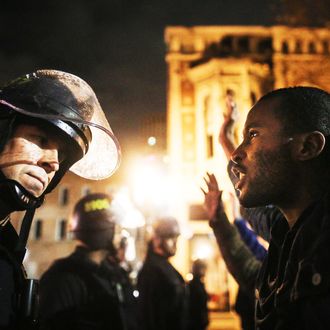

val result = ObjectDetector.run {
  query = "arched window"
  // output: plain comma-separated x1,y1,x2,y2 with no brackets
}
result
219,36,233,54
257,38,272,54
308,41,316,54
281,41,289,54
237,37,250,53
295,40,302,54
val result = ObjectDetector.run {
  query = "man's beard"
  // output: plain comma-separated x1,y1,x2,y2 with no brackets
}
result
239,144,295,208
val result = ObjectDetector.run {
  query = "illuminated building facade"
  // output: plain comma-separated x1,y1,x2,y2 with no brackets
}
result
165,25,330,327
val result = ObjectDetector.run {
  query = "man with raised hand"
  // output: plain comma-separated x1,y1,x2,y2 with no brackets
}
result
230,87,330,329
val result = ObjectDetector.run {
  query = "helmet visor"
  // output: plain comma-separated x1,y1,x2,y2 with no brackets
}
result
70,106,121,179
0,99,121,179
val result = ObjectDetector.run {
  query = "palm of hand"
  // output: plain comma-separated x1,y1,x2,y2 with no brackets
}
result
202,173,222,219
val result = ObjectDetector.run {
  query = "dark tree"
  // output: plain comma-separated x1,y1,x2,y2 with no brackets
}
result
272,0,330,26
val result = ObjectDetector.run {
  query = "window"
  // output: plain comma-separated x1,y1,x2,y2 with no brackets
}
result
219,36,233,54
81,186,91,197
237,36,250,53
295,40,302,54
56,219,68,241
308,41,316,54
282,41,289,54
206,135,214,158
59,187,69,206
257,38,272,54
181,80,195,106
34,219,43,240
203,96,214,158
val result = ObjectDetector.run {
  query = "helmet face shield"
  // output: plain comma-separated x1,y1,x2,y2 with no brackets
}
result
0,70,121,181
70,106,121,180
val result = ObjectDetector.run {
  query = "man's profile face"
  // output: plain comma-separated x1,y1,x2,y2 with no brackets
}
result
0,123,64,197
231,97,296,208
153,234,179,258
159,235,178,258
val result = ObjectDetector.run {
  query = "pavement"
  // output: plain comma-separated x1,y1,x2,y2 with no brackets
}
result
208,311,241,330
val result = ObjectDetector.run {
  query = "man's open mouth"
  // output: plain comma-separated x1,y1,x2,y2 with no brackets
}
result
231,165,246,190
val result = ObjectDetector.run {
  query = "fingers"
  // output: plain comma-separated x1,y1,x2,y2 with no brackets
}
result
205,172,219,190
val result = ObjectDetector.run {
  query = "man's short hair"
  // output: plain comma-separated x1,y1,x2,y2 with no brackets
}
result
260,87,330,168
260,86,330,136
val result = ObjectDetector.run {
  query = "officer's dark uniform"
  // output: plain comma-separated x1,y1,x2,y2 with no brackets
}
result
137,248,187,330
39,246,125,330
0,222,26,329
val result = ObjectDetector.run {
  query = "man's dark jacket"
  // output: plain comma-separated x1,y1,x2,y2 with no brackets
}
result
253,193,330,330
137,249,188,330
187,276,209,330
212,192,330,329
39,246,124,330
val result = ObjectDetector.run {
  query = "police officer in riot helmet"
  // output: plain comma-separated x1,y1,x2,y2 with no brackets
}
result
0,70,120,329
39,193,125,330
137,217,188,330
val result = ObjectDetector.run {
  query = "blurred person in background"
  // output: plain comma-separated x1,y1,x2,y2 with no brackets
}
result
39,193,125,330
187,259,209,330
105,236,138,330
137,217,188,330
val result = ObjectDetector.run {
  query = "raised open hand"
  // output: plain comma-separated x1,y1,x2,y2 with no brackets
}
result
201,172,222,220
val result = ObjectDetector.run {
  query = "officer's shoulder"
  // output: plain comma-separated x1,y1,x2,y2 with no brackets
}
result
41,255,79,279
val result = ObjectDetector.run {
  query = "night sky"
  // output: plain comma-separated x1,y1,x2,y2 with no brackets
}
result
0,1,278,142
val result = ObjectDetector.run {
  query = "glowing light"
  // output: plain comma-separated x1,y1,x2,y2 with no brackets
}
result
125,236,137,262
122,209,145,228
112,188,145,228
133,290,139,298
130,156,177,214
147,136,157,146
192,241,213,260
186,273,193,281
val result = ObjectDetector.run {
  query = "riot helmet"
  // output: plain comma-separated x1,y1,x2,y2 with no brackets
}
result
152,216,180,239
0,69,121,199
71,193,120,252
152,216,180,258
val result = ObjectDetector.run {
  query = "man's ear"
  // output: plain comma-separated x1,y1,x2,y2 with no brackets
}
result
293,131,326,161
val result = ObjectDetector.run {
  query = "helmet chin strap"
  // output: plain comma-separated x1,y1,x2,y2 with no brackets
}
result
0,179,44,211
0,178,44,263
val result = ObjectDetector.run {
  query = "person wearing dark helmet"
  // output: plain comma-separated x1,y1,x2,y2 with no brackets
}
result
0,70,120,329
137,217,188,330
39,193,125,330
187,259,209,330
